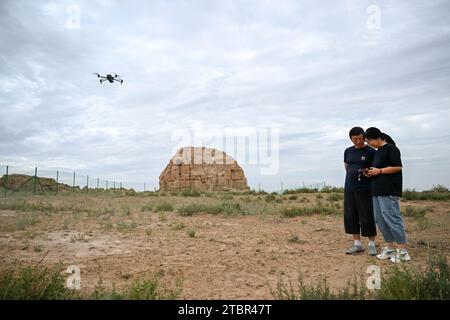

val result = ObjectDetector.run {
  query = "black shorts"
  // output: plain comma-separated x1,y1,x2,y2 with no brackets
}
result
344,190,377,237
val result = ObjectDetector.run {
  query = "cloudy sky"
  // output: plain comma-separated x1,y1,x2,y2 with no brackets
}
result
1,0,449,191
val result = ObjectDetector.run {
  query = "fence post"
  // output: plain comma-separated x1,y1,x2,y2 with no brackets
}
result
106,180,108,190
34,167,38,194
86,175,89,193
97,178,99,191
4,165,8,198
73,171,76,188
56,170,59,194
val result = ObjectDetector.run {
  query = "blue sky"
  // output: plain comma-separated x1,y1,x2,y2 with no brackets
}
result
1,0,449,191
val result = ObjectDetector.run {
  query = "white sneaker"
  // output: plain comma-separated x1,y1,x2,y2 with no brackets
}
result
368,243,377,256
390,249,411,263
377,247,395,260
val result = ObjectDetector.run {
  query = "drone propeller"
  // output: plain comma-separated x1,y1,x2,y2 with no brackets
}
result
93,73,100,77
114,74,121,78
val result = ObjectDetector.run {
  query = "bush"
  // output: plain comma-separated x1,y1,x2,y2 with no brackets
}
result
141,204,153,212
178,203,211,216
122,276,183,300
0,264,76,300
402,189,450,201
281,205,336,217
327,193,343,202
377,251,449,300
154,202,174,212
222,194,234,200
320,186,345,193
180,189,201,197
271,251,449,300
187,230,196,238
89,274,182,300
116,221,137,232
282,188,318,195
402,206,430,219
271,272,366,300
178,202,241,216
218,201,241,215
0,264,183,300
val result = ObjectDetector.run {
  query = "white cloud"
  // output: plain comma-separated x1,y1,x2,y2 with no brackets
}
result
0,0,449,191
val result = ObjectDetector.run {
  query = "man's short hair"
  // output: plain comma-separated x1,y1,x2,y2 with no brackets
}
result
349,127,365,139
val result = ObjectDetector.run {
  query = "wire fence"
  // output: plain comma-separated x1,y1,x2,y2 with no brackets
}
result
0,164,330,197
0,164,158,197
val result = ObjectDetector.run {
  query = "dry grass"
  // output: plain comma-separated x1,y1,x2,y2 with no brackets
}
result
0,190,448,299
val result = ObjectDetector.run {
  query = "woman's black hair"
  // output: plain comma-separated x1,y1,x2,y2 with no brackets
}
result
382,133,396,146
349,126,365,139
365,127,396,145
364,127,383,140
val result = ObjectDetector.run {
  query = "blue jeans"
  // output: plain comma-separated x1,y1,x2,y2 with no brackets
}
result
372,196,407,244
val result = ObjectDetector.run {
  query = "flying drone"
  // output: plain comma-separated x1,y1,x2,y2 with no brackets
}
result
93,73,124,84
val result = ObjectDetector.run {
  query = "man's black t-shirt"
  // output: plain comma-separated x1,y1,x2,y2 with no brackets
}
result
371,143,403,197
344,145,375,192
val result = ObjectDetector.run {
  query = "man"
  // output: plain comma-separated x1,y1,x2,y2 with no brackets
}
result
343,127,377,256
365,127,410,263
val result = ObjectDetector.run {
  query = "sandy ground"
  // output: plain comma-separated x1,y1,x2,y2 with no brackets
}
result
0,192,449,299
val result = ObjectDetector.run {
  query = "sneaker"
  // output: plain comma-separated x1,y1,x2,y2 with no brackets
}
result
377,247,395,260
390,249,411,263
368,243,377,256
346,245,364,255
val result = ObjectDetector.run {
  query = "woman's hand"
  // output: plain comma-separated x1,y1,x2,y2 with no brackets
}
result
367,167,381,176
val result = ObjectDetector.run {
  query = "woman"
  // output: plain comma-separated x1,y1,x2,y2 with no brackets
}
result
365,127,410,263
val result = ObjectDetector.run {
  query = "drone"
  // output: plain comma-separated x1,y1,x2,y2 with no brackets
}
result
93,73,124,84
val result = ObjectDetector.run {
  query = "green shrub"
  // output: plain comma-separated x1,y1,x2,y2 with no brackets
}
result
403,189,450,201
222,194,234,200
89,275,182,300
271,272,366,300
320,186,345,193
377,251,449,300
218,201,241,215
0,264,76,300
271,251,449,300
180,189,201,197
122,276,183,300
327,193,343,202
187,230,196,238
402,206,430,219
141,204,153,212
116,221,137,232
171,222,185,230
178,202,241,216
158,212,167,222
281,205,336,217
178,203,210,216
154,202,174,212
282,188,318,195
